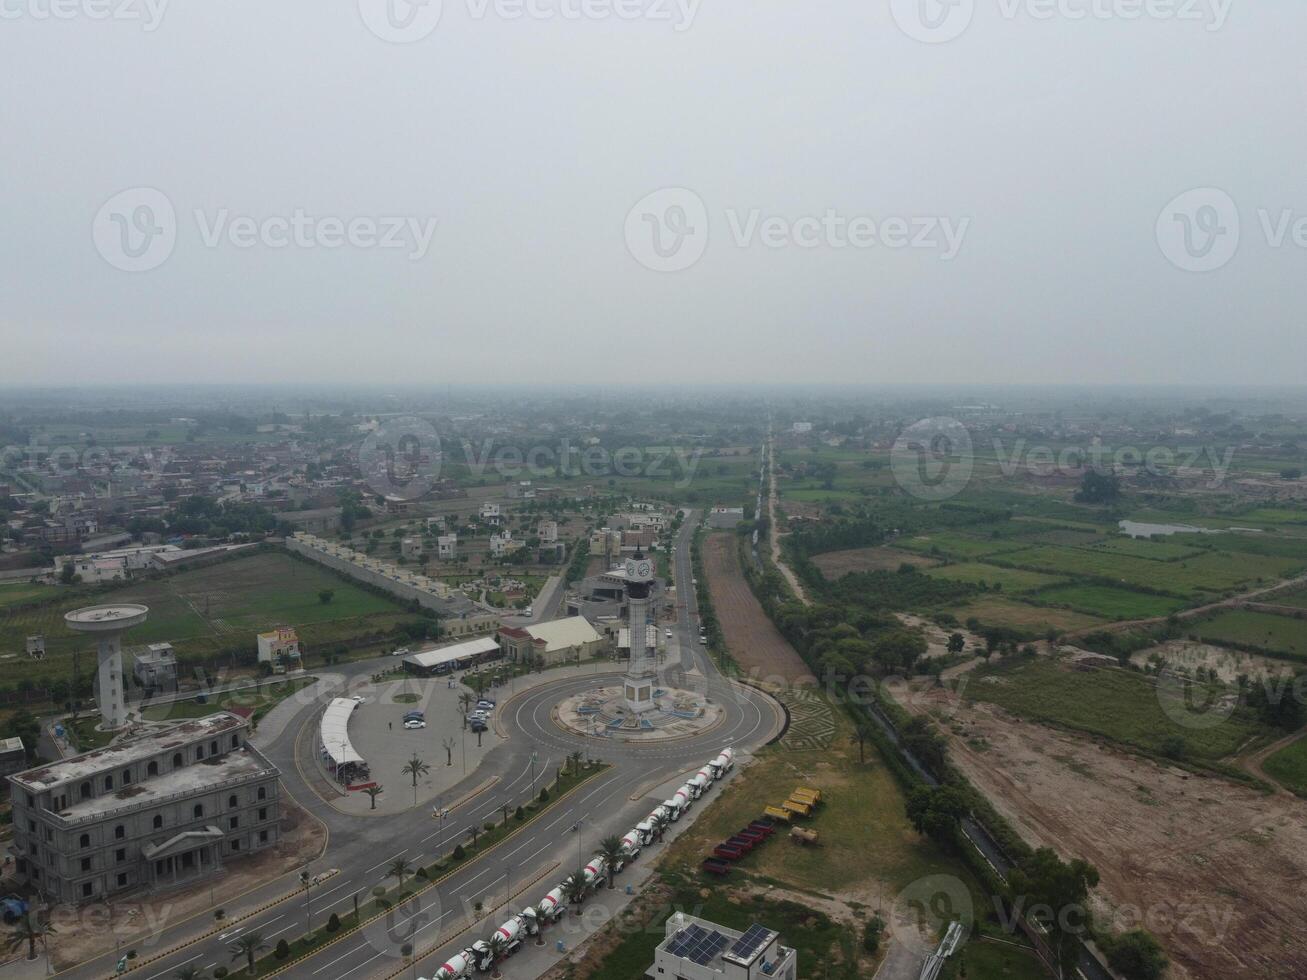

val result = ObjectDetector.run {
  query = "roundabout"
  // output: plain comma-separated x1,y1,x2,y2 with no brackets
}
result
58,511,786,980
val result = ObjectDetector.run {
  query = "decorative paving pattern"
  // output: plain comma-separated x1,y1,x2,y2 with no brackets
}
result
776,687,837,751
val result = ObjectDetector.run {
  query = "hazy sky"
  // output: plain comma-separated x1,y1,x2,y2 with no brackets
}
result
2,1,1302,386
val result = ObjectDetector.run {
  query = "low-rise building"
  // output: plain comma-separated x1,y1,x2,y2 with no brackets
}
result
498,616,605,668
538,520,559,543
0,737,27,779
256,626,301,673
7,713,280,904
401,536,423,559
133,643,178,693
437,533,458,559
647,914,796,980
489,530,514,558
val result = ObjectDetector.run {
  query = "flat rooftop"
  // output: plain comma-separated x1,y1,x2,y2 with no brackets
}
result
11,713,245,791
57,749,275,822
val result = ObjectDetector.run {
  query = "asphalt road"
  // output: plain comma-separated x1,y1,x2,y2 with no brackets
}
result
65,511,782,980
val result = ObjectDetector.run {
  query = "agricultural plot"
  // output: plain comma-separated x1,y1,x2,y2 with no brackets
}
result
0,582,57,611
1082,536,1207,561
898,533,1029,561
810,546,937,579
1036,584,1187,620
947,596,1106,635
1262,736,1307,796
924,562,1065,593
1191,609,1307,661
963,655,1268,761
0,551,411,688
994,544,1302,597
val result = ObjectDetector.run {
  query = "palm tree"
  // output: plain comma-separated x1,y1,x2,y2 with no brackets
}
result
458,692,473,727
850,722,874,764
567,750,584,775
487,932,509,978
173,966,209,980
229,932,268,975
651,810,669,843
598,835,625,888
467,824,481,850
386,856,414,893
364,784,384,809
563,869,589,909
4,911,55,962
402,755,430,805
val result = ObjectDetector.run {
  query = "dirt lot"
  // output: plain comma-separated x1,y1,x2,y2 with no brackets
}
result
899,686,1307,980
704,533,814,685
811,546,939,579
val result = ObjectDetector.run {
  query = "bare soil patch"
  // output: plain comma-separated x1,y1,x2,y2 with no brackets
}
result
704,533,814,685
898,686,1307,980
812,546,938,579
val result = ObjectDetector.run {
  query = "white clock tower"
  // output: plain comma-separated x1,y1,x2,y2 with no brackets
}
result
622,547,657,714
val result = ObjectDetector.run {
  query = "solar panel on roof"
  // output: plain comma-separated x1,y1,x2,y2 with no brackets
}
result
689,930,728,965
727,923,773,962
665,924,707,959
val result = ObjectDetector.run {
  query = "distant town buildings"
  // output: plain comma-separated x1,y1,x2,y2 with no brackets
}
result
437,533,458,560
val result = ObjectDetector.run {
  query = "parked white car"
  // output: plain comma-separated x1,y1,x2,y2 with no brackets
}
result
403,719,426,730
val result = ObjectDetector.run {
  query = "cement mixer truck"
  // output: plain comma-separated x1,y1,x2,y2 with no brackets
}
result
530,885,567,926
673,783,694,811
426,948,473,979
582,855,608,889
662,797,684,821
470,916,525,971
688,768,712,798
634,817,657,846
620,828,643,862
708,748,735,780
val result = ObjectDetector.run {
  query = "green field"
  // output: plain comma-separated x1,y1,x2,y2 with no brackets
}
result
1036,584,1187,620
1192,609,1307,660
994,544,1301,597
1084,537,1207,561
965,656,1269,761
0,551,412,690
1262,736,1307,796
899,533,1029,561
0,582,58,611
926,562,1066,593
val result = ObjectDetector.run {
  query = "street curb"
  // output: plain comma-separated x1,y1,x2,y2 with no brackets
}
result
379,861,560,980
256,766,607,978
91,869,341,979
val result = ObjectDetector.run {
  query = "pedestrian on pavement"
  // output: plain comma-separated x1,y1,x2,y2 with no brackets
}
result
388,721,392,731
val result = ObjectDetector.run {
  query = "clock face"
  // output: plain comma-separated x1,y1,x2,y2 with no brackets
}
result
637,560,652,578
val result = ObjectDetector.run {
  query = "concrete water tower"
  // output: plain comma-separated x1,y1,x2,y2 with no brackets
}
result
65,604,149,731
